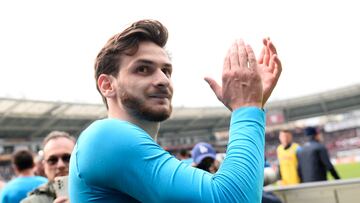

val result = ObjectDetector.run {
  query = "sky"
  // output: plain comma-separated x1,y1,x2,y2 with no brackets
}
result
0,0,359,107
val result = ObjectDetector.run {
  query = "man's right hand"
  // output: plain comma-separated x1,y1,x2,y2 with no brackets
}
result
205,39,263,111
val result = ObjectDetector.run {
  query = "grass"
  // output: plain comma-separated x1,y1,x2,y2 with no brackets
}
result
328,162,360,180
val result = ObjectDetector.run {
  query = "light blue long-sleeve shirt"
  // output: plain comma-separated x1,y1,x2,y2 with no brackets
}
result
69,107,265,202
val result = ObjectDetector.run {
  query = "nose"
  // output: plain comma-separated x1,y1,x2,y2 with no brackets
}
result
56,158,66,169
154,69,170,88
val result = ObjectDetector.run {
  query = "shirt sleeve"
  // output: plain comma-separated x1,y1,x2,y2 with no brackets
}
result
73,107,265,203
318,146,340,179
319,145,334,171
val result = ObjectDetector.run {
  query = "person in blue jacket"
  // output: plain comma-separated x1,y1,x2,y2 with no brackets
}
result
0,150,47,203
69,19,282,203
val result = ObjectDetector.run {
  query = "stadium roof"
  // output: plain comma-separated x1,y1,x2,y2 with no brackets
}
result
1,83,360,140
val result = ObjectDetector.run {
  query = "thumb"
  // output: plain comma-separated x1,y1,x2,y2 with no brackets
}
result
204,77,222,102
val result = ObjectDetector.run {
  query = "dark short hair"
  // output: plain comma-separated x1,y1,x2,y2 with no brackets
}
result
12,149,34,171
304,127,318,137
94,19,169,108
179,149,189,157
279,129,291,134
43,131,76,147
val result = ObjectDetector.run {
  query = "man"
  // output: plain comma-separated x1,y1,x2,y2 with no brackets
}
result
191,142,218,173
69,19,282,202
0,149,47,203
297,127,340,182
177,148,193,165
276,130,301,185
21,131,75,203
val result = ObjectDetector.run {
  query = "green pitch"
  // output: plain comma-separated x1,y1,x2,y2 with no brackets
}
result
328,162,360,180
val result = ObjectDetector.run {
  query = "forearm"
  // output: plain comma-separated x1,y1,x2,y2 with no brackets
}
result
215,107,265,202
329,168,340,179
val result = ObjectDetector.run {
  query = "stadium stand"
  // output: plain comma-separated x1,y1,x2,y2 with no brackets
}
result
1,83,360,181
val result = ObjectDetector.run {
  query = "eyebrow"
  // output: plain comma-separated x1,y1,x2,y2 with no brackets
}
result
134,59,172,69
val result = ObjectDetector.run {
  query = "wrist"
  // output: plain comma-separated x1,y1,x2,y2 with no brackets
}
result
231,102,262,111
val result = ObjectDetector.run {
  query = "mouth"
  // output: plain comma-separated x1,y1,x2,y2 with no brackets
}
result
149,93,171,99
56,170,68,177
148,89,172,99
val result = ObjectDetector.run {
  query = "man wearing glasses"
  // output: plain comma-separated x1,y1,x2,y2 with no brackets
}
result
22,131,75,203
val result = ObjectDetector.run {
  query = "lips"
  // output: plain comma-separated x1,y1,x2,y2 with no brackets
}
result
148,89,172,99
149,93,171,99
56,170,68,177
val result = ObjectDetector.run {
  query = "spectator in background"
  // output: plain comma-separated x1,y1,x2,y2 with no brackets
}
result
21,131,75,203
276,129,301,185
177,148,193,165
34,150,46,178
191,142,218,173
297,127,340,182
0,149,47,203
177,148,190,160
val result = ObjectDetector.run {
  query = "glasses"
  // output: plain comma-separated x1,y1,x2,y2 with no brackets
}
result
45,154,71,165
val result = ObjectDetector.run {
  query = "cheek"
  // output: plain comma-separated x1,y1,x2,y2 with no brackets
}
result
44,164,55,173
169,82,174,93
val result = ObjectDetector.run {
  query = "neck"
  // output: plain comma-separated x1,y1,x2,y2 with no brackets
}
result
283,143,292,150
107,104,160,139
17,168,35,177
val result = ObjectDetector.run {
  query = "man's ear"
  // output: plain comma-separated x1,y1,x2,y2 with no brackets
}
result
98,74,116,98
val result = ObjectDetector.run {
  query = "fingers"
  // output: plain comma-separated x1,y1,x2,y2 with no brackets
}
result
223,50,230,72
53,196,69,203
236,39,248,68
264,43,270,66
268,54,276,72
204,77,223,102
258,46,265,64
262,37,280,69
246,44,257,69
268,40,277,55
269,54,282,74
229,42,240,70
272,55,282,77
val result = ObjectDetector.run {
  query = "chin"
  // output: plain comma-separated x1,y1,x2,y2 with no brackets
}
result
141,105,172,122
147,110,171,122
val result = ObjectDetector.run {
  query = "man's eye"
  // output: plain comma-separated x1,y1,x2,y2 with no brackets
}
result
137,66,149,73
162,68,172,78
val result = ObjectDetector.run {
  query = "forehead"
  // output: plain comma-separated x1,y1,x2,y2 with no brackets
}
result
280,131,291,137
43,137,75,157
120,41,171,68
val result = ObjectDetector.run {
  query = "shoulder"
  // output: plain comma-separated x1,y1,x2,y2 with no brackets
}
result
292,143,301,151
1,177,17,191
26,182,56,199
21,194,55,203
76,119,151,153
73,118,158,171
21,182,55,203
317,143,328,151
80,119,149,141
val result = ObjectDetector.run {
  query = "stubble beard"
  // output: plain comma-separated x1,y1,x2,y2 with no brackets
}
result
120,89,172,122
